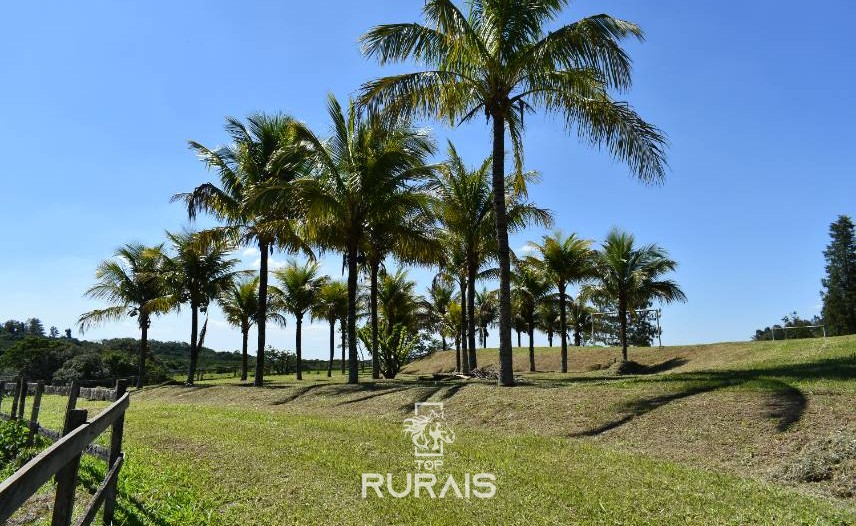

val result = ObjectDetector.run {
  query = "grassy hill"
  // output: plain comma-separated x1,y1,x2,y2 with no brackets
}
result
6,336,856,525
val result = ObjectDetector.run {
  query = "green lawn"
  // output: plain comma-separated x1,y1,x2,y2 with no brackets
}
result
7,336,856,525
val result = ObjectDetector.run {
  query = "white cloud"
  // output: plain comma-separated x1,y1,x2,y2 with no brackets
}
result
242,247,259,257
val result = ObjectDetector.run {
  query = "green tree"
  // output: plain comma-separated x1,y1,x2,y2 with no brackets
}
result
175,113,311,387
312,280,349,377
163,231,240,385
275,260,326,380
527,232,595,371
821,215,856,335
78,243,168,387
512,259,552,372
361,0,667,385
585,229,685,362
287,95,435,384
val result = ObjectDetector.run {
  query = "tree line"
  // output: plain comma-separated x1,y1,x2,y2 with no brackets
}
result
78,1,682,387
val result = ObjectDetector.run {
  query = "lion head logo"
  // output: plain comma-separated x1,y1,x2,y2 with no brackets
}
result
403,402,456,457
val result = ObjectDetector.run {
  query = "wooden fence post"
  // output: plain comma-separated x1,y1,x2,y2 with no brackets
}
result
17,379,29,420
10,378,21,420
52,408,87,526
63,381,80,432
27,381,44,446
102,379,127,525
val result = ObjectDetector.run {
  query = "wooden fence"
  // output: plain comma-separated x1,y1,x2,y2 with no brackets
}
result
0,378,129,526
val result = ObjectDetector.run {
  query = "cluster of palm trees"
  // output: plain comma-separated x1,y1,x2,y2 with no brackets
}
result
79,1,674,388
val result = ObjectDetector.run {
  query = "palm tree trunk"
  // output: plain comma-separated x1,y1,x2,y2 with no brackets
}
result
528,319,535,372
137,316,148,388
347,244,359,384
466,260,478,370
327,317,335,377
559,285,568,373
492,115,514,386
370,262,380,380
574,325,582,347
441,335,447,353
241,324,248,381
459,280,470,374
620,296,629,362
186,304,199,385
517,329,521,348
254,240,269,386
547,329,553,348
340,317,346,375
455,336,461,371
296,315,303,380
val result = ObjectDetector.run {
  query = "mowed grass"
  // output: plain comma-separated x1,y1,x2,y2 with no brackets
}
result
7,336,856,525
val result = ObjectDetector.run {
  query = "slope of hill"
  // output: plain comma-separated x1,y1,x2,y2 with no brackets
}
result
6,336,855,525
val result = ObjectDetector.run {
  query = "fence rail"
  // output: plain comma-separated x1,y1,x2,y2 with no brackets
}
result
0,378,129,526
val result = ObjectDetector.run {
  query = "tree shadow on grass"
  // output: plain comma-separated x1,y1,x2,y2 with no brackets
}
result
566,355,855,438
78,463,171,526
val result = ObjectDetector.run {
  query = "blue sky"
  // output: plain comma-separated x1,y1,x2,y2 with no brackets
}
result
2,1,854,359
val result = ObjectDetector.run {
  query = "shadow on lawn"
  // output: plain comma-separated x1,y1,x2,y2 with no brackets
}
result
78,463,172,526
568,355,855,438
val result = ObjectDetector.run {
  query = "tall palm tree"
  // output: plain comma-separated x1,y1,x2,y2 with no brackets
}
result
527,232,595,372
585,229,686,362
285,95,435,384
512,259,552,372
312,280,349,377
163,231,240,385
174,113,311,387
78,243,167,388
432,141,550,372
275,260,326,380
361,0,667,385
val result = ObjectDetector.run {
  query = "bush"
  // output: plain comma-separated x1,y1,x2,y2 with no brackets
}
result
0,420,47,478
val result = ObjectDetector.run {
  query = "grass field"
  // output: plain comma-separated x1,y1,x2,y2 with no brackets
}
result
7,336,856,525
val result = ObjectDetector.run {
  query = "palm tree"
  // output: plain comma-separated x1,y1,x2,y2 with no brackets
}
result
512,259,552,372
275,260,326,380
174,113,311,387
423,276,455,353
285,95,435,384
363,189,439,380
474,287,498,349
536,297,560,347
163,231,240,385
78,243,167,388
527,232,596,372
585,229,686,362
568,297,593,347
361,0,667,385
312,280,349,377
218,277,259,381
369,268,422,378
218,276,288,381
432,141,550,372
